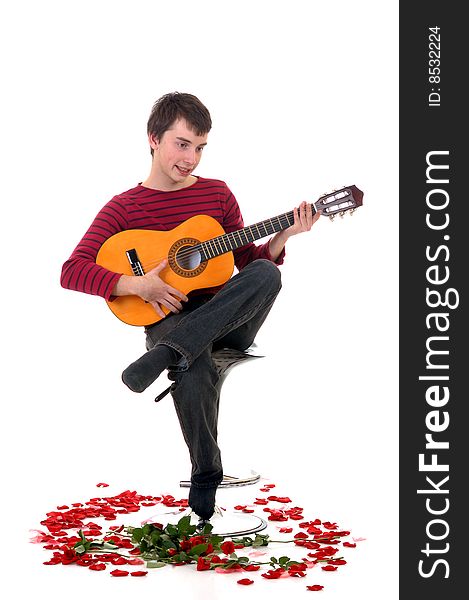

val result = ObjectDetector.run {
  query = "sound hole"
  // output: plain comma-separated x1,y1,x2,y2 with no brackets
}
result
176,245,202,271
168,237,207,278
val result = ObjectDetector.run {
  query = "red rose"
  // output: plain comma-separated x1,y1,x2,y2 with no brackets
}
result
197,557,211,571
220,540,235,555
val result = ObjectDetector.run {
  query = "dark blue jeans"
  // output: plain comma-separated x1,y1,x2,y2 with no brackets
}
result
144,259,282,491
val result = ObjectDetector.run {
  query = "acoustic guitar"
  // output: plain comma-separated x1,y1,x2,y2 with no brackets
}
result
96,185,363,326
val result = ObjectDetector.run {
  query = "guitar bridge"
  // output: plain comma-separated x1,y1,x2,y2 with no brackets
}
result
126,248,144,276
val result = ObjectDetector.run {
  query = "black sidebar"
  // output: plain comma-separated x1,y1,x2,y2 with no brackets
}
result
400,2,466,598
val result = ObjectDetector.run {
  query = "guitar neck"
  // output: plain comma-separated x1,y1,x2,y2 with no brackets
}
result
197,206,312,261
195,184,363,261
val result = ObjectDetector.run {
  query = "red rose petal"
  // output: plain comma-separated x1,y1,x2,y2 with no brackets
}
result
261,568,285,579
307,584,324,591
36,483,353,588
329,559,347,565
110,569,129,577
43,558,62,565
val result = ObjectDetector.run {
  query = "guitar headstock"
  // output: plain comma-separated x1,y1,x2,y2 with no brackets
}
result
314,185,363,220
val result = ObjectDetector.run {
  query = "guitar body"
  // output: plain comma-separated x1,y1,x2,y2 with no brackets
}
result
96,215,235,326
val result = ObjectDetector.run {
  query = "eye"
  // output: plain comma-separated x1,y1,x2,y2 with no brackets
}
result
177,142,188,149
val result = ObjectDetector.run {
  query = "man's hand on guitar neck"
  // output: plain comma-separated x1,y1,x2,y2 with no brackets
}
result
268,201,320,260
111,259,188,318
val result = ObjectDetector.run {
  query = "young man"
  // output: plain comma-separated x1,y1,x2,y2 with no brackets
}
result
61,92,319,522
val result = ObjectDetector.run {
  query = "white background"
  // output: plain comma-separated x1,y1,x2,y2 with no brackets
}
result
1,1,398,598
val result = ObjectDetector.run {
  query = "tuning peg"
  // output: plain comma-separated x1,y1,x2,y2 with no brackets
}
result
350,208,355,216
329,214,335,221
340,211,345,218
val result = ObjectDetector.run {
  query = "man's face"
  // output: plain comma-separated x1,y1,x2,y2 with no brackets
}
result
150,118,208,190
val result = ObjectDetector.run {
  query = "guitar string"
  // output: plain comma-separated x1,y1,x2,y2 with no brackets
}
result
140,200,349,270
116,200,350,276
131,214,295,273
116,201,350,274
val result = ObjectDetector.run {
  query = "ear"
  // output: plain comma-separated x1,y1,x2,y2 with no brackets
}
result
148,133,160,151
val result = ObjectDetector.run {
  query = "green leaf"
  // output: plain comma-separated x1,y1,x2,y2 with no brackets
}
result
189,543,208,556
146,560,167,569
165,524,179,537
132,528,144,543
279,556,290,565
253,534,269,547
150,530,162,546
162,539,177,551
209,535,224,547
74,544,86,555
177,515,192,534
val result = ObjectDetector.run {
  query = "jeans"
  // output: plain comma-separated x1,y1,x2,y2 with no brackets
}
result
144,259,282,491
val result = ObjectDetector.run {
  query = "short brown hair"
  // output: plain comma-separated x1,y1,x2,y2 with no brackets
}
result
147,92,212,155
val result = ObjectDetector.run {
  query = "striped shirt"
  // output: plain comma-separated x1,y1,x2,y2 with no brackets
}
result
60,177,285,300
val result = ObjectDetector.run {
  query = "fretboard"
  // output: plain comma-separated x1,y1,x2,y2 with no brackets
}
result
197,205,314,261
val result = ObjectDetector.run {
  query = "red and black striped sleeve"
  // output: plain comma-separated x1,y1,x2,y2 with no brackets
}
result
60,197,128,300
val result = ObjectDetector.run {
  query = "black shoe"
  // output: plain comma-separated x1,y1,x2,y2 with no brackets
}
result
188,485,217,521
122,344,180,393
196,518,211,532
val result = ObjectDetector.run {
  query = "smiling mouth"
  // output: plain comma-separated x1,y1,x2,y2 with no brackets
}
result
176,166,192,176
